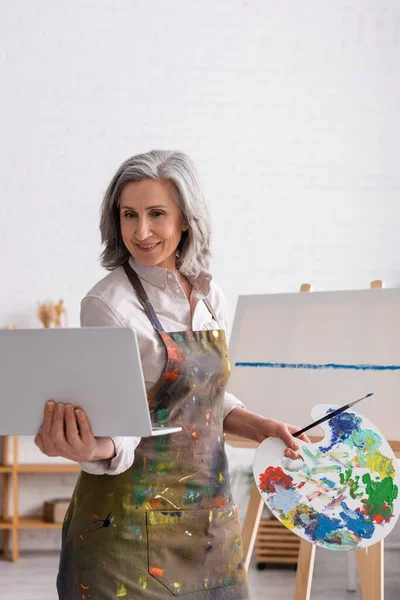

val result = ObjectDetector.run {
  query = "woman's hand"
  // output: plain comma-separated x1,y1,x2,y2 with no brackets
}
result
223,407,310,459
34,401,116,463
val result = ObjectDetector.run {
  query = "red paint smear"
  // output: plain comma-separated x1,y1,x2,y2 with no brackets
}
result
167,346,183,361
259,466,294,494
373,514,390,525
164,369,180,381
150,566,164,577
297,481,306,489
209,496,227,509
359,505,391,525
149,498,163,509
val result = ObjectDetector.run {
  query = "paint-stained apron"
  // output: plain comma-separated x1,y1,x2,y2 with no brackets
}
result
57,262,249,600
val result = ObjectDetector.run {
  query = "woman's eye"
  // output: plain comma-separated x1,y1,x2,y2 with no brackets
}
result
151,211,164,218
123,213,136,219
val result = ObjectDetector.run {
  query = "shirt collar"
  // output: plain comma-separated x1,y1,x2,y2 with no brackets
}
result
128,257,212,298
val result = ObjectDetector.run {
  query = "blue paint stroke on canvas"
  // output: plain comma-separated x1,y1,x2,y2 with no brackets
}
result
235,362,400,371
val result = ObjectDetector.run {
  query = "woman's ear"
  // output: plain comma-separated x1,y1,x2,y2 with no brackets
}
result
182,222,189,232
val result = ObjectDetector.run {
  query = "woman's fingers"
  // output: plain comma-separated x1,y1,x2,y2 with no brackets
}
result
34,430,44,453
42,401,55,434
75,408,95,446
64,404,80,447
284,448,302,460
278,423,304,460
50,403,67,449
276,423,301,451
36,402,97,461
40,401,57,454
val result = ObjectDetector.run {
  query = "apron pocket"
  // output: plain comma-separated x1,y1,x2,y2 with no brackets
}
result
146,505,244,596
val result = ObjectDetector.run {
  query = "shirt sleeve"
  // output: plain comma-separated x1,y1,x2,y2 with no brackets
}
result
223,391,245,419
78,296,141,475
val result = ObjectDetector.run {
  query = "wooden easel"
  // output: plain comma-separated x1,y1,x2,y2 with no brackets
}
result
226,279,400,600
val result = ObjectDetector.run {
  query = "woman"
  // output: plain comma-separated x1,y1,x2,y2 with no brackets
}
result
35,150,307,600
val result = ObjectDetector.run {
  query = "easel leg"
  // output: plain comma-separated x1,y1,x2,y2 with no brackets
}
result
356,541,384,600
293,539,316,600
241,482,264,570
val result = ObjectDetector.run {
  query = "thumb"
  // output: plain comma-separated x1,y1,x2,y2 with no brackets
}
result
280,425,300,451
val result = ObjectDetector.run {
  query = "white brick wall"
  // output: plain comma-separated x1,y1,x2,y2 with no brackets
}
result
1,0,399,550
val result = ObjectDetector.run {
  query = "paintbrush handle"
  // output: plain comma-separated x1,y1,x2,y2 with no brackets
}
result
292,393,372,439
293,404,350,438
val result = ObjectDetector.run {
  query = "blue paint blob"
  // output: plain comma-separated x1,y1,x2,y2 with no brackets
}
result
320,477,336,489
320,411,362,452
339,502,375,539
297,511,342,542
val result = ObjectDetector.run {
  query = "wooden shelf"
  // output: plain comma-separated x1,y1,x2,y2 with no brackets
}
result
0,436,80,560
256,517,301,566
17,463,80,473
17,517,64,529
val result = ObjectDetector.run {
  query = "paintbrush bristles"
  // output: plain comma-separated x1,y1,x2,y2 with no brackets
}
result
348,393,374,408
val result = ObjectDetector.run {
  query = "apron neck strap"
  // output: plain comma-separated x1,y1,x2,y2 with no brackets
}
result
123,262,165,333
202,297,220,325
123,261,221,331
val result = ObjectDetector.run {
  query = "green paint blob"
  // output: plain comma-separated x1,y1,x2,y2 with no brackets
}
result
155,461,175,475
362,472,398,521
339,468,363,500
173,333,185,342
155,407,171,425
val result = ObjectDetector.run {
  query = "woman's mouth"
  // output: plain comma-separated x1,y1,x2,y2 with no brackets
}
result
134,242,161,253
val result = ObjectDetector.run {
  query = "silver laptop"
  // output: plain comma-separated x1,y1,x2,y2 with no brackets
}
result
0,328,181,437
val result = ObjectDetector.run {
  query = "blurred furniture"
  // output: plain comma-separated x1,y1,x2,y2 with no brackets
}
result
0,435,79,561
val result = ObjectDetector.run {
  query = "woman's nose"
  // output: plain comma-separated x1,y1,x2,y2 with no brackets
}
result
135,219,152,240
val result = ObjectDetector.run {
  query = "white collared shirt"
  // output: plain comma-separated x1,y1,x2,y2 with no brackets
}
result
79,257,244,475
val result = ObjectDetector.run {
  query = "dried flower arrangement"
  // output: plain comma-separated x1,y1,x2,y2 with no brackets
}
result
37,299,67,328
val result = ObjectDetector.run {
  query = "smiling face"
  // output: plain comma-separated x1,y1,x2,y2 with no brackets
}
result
119,179,188,271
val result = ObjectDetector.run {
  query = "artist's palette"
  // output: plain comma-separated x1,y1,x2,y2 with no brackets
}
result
253,404,400,550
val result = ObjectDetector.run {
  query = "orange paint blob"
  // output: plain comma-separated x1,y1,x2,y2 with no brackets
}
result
149,566,165,577
164,369,180,381
149,497,163,509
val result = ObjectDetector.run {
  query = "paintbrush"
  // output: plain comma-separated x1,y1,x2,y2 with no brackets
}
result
293,393,374,438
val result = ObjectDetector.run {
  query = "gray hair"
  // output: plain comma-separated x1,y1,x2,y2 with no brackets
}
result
100,150,211,278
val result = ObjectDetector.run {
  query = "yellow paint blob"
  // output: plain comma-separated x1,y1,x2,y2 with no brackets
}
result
280,517,296,530
117,582,127,597
365,450,395,479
